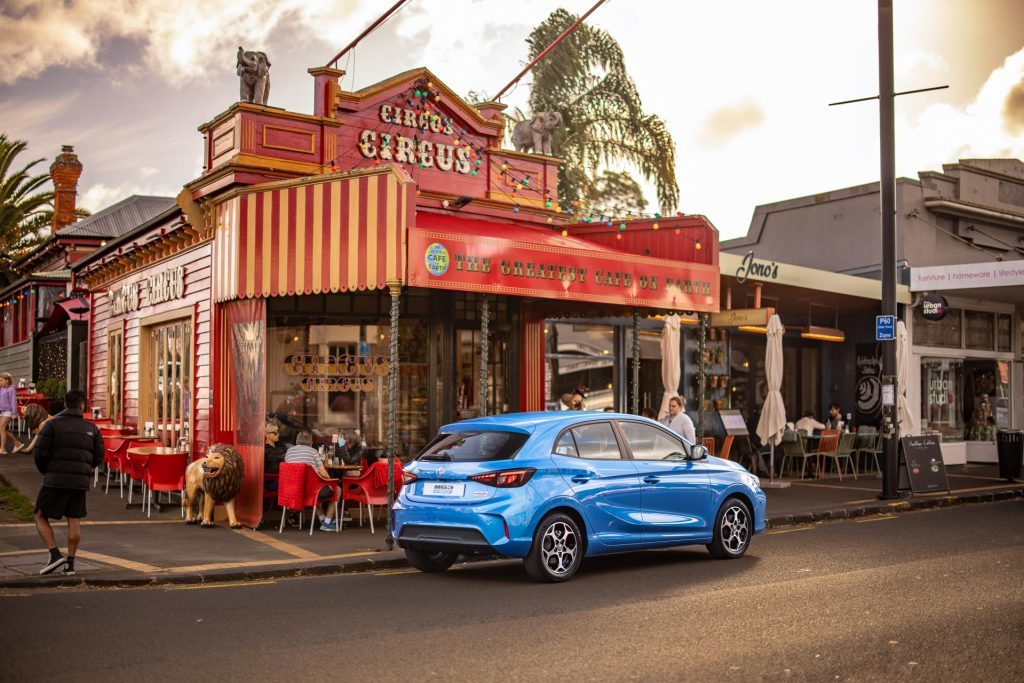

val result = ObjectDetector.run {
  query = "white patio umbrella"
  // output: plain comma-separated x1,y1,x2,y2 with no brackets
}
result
658,313,681,420
896,319,916,436
756,314,788,486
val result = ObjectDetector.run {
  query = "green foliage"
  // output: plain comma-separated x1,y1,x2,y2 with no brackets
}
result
0,134,53,285
526,9,678,214
0,474,35,522
37,377,66,399
587,170,647,217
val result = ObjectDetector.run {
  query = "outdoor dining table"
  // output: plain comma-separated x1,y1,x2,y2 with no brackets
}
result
325,464,362,478
125,446,188,512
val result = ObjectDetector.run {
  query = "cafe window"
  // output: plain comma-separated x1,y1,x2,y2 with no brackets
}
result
964,360,1010,442
546,323,617,411
145,317,192,447
912,306,961,347
920,358,963,442
964,310,994,351
996,314,1012,352
266,319,430,458
108,327,124,423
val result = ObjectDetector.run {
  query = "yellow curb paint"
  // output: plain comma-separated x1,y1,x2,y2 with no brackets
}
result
166,580,277,591
766,526,816,535
0,550,42,558
855,515,897,523
76,550,160,573
888,502,911,510
229,528,319,560
945,474,1004,482
0,520,182,529
374,569,420,576
161,550,379,574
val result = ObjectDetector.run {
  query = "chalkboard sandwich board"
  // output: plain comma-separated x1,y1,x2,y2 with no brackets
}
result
899,435,950,494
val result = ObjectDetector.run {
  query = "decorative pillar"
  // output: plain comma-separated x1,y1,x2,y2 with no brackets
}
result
479,295,490,416
385,280,401,551
631,308,640,414
697,313,708,442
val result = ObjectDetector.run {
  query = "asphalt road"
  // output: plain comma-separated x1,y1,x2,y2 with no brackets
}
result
2,501,1022,682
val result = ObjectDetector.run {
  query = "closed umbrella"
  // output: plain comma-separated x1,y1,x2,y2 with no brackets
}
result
896,320,916,436
756,314,787,486
658,314,681,420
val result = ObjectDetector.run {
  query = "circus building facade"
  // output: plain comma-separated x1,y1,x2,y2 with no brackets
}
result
74,66,720,527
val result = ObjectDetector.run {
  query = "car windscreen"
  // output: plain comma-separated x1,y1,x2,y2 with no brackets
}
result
418,431,530,462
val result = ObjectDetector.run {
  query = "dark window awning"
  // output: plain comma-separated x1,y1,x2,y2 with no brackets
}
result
38,296,89,335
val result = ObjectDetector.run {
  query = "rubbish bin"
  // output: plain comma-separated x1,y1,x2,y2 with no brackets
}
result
996,430,1023,482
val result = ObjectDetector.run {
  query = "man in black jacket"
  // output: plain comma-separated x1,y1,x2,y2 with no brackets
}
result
32,390,105,575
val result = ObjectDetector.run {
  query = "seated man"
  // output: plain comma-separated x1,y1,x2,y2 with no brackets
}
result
263,420,286,492
284,431,337,531
794,410,826,434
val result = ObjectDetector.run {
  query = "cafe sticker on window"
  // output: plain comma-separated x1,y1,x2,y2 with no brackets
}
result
425,242,450,276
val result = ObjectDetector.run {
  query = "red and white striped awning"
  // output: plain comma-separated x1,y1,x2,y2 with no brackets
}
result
213,165,414,302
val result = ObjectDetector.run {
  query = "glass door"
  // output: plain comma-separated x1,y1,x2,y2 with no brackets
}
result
453,329,510,420
149,318,192,447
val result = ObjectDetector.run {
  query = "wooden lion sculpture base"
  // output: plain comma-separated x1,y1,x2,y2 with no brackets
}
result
184,444,246,528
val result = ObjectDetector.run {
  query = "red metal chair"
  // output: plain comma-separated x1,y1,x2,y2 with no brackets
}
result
99,425,132,437
103,438,128,496
120,440,154,506
342,460,403,534
143,452,187,518
302,465,339,535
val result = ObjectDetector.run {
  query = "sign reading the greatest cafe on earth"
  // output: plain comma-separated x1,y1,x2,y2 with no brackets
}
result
408,230,720,312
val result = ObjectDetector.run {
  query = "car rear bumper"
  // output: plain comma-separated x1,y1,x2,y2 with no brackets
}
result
392,499,532,557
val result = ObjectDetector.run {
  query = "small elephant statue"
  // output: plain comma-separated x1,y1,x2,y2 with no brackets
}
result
237,46,271,105
511,111,563,156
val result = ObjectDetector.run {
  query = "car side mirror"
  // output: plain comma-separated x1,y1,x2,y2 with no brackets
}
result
689,445,708,461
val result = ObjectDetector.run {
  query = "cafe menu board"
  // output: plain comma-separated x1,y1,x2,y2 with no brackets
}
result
899,435,950,494
718,410,750,436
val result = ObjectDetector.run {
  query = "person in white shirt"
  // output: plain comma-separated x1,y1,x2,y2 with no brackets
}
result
284,431,337,531
662,396,696,444
794,411,826,434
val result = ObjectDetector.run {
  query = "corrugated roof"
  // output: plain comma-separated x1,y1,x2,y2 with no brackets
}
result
61,195,177,238
29,269,71,281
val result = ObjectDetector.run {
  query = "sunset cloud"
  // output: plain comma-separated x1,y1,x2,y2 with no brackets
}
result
699,100,765,147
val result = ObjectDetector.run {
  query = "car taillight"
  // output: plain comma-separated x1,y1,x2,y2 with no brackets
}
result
469,468,536,488
402,470,418,485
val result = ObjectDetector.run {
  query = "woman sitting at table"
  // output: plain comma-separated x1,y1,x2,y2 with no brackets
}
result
0,373,25,454
19,404,51,454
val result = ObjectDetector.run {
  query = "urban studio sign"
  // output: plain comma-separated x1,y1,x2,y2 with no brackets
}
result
920,293,948,321
735,251,780,285
108,266,185,316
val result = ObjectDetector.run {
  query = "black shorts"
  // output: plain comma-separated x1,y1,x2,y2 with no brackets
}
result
35,487,88,520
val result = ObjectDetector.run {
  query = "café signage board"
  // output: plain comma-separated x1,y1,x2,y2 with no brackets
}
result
408,229,719,312
710,308,773,328
108,265,185,316
910,261,1024,291
283,353,390,392
899,435,950,494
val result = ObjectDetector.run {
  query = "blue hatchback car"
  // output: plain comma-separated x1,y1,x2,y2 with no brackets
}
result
394,411,766,582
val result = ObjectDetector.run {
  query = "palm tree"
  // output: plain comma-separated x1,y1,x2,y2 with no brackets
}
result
0,134,58,284
526,8,678,215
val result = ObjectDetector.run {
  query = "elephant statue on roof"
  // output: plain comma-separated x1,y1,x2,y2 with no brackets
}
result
511,111,563,156
237,46,271,105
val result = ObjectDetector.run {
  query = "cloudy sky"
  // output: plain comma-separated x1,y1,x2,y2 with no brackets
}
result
2,0,1024,238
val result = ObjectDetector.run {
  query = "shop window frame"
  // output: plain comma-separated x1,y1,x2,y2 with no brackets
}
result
139,307,195,448
106,322,126,424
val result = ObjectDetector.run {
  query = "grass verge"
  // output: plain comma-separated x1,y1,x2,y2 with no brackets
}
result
0,474,35,522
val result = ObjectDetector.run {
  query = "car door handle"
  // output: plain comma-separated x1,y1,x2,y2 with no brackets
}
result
570,474,592,483
643,475,661,484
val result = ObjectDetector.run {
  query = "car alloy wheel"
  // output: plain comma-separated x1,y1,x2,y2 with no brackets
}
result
524,513,583,582
707,497,752,559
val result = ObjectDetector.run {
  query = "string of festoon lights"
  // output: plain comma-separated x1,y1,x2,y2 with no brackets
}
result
1,289,34,308
308,78,704,250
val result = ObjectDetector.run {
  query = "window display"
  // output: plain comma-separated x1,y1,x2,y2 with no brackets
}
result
963,360,1009,441
921,358,963,442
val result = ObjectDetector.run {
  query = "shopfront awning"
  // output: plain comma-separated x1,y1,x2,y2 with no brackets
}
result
213,166,414,302
408,213,719,312
38,296,89,335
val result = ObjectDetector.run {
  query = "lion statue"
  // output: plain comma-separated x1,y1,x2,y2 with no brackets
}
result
511,111,562,156
237,46,271,105
184,444,246,528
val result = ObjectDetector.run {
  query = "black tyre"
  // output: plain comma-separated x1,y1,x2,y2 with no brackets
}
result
523,513,583,582
706,497,753,559
404,547,458,573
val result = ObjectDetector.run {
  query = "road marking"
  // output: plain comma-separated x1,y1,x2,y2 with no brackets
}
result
790,482,879,493
766,526,815,535
0,520,182,529
77,550,160,573
855,514,897,523
229,528,319,560
374,569,420,576
166,580,277,591
163,550,377,574
947,473,1004,482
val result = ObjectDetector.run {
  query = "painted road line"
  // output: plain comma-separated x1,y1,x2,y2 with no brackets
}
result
230,528,319,560
166,580,277,591
163,550,379,574
766,526,816,535
790,482,879,493
374,569,420,576
76,550,160,573
0,550,43,558
0,520,183,529
946,473,1004,482
855,514,897,523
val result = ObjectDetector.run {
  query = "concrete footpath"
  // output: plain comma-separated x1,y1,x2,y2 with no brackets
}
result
1,450,1021,589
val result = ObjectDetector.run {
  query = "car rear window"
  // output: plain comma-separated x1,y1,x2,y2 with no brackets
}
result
418,431,530,462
